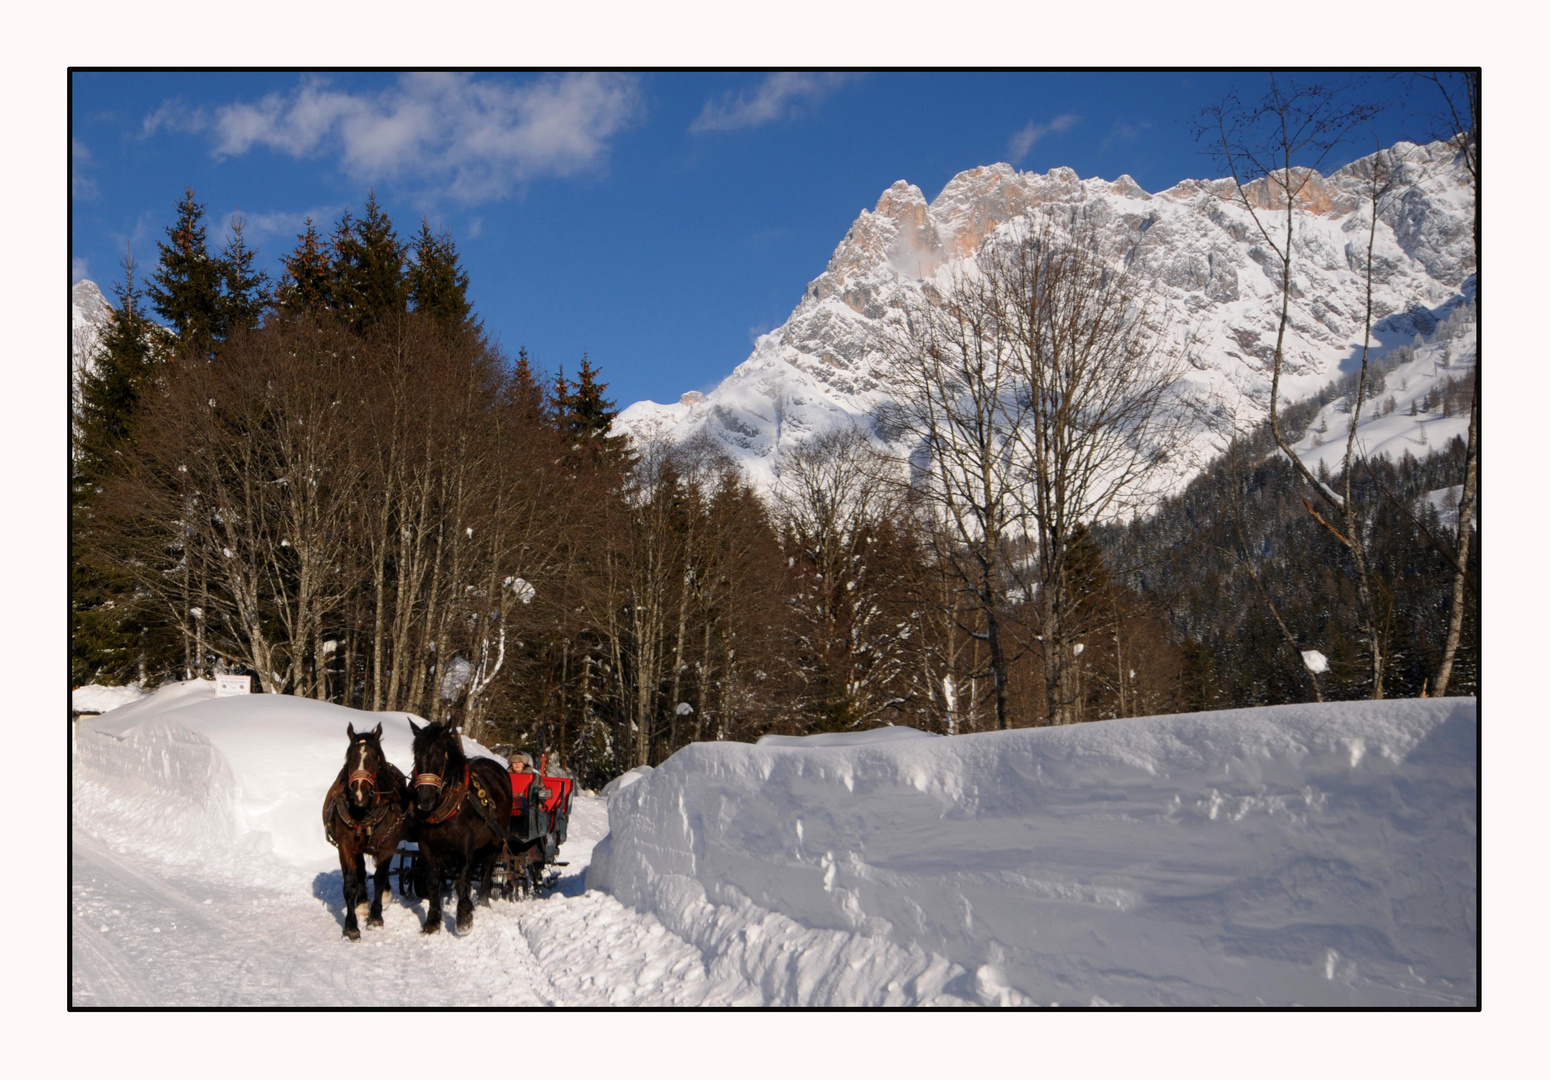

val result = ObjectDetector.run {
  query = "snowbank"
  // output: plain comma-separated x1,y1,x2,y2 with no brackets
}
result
71,683,147,715
756,725,941,748
74,679,503,874
588,700,1477,1006
600,765,654,797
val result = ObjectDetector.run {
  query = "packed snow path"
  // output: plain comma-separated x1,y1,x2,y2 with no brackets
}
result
71,682,1476,1007
73,785,762,1006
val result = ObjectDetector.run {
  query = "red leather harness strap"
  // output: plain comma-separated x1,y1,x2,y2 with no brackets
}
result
422,763,470,824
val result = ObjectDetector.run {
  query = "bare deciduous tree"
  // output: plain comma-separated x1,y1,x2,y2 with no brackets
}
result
886,214,1188,726
774,424,923,730
1203,76,1400,698
997,219,1190,723
1424,71,1479,698
109,317,368,694
883,262,1026,729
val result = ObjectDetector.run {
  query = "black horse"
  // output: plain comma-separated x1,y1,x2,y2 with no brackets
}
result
322,722,411,940
408,719,513,934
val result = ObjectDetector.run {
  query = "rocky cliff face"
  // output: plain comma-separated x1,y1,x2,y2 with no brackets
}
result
616,139,1475,493
72,279,112,418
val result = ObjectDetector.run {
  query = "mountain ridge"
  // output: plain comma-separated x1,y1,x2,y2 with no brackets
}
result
615,139,1475,493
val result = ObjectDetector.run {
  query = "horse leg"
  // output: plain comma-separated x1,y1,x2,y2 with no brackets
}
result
420,846,443,934
367,847,391,928
454,855,475,932
478,846,500,907
340,844,362,941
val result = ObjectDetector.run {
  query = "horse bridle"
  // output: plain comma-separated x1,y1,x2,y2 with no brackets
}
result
415,757,469,824
348,740,383,807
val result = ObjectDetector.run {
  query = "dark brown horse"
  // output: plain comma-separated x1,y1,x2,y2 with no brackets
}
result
408,719,512,934
322,722,411,940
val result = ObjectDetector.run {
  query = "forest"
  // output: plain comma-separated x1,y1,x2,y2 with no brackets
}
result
72,178,1479,788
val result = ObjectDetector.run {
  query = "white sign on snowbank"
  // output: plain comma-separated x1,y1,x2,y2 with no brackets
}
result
214,675,251,697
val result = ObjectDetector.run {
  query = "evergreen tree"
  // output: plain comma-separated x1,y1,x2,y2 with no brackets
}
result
510,346,547,423
408,217,475,326
146,187,222,354
76,253,165,483
332,192,406,330
73,253,170,687
214,214,270,336
327,209,361,316
550,364,572,431
565,355,629,461
278,217,333,315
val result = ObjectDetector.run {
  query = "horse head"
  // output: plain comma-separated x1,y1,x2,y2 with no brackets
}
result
409,719,465,816
343,722,387,810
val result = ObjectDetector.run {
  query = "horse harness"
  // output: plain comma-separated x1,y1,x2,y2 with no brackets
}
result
323,763,405,848
416,760,505,835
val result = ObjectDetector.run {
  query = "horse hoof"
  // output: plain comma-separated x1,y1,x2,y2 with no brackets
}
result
343,926,361,941
422,919,441,935
367,914,384,928
456,914,473,933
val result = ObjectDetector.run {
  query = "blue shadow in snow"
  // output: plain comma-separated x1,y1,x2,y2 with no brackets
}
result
1336,276,1475,375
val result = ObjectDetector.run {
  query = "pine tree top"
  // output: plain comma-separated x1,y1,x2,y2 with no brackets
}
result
147,187,220,350
408,217,475,327
280,218,333,315
215,215,271,337
331,193,407,330
555,354,631,468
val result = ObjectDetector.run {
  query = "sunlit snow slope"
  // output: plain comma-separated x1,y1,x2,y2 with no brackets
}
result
590,699,1477,1006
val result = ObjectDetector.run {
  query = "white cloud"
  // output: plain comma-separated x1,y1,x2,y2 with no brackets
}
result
172,73,641,204
691,73,852,134
72,138,98,200
140,100,207,139
214,205,349,248
1102,119,1152,150
1007,113,1080,163
73,256,91,284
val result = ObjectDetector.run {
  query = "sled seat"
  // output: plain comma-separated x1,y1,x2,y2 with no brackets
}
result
509,771,573,817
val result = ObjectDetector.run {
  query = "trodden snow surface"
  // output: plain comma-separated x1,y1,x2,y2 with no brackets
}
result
72,680,1476,1006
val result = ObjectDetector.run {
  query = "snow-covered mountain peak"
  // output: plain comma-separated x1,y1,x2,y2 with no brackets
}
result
616,141,1475,494
72,279,112,415
74,278,110,325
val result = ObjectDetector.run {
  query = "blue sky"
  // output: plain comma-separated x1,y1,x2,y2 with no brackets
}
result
70,71,1464,410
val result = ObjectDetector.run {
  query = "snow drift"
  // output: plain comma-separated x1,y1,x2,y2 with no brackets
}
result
73,683,1475,1006
588,699,1477,1006
72,682,147,716
74,679,504,875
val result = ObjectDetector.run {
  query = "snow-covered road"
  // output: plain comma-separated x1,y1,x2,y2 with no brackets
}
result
72,786,760,1006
